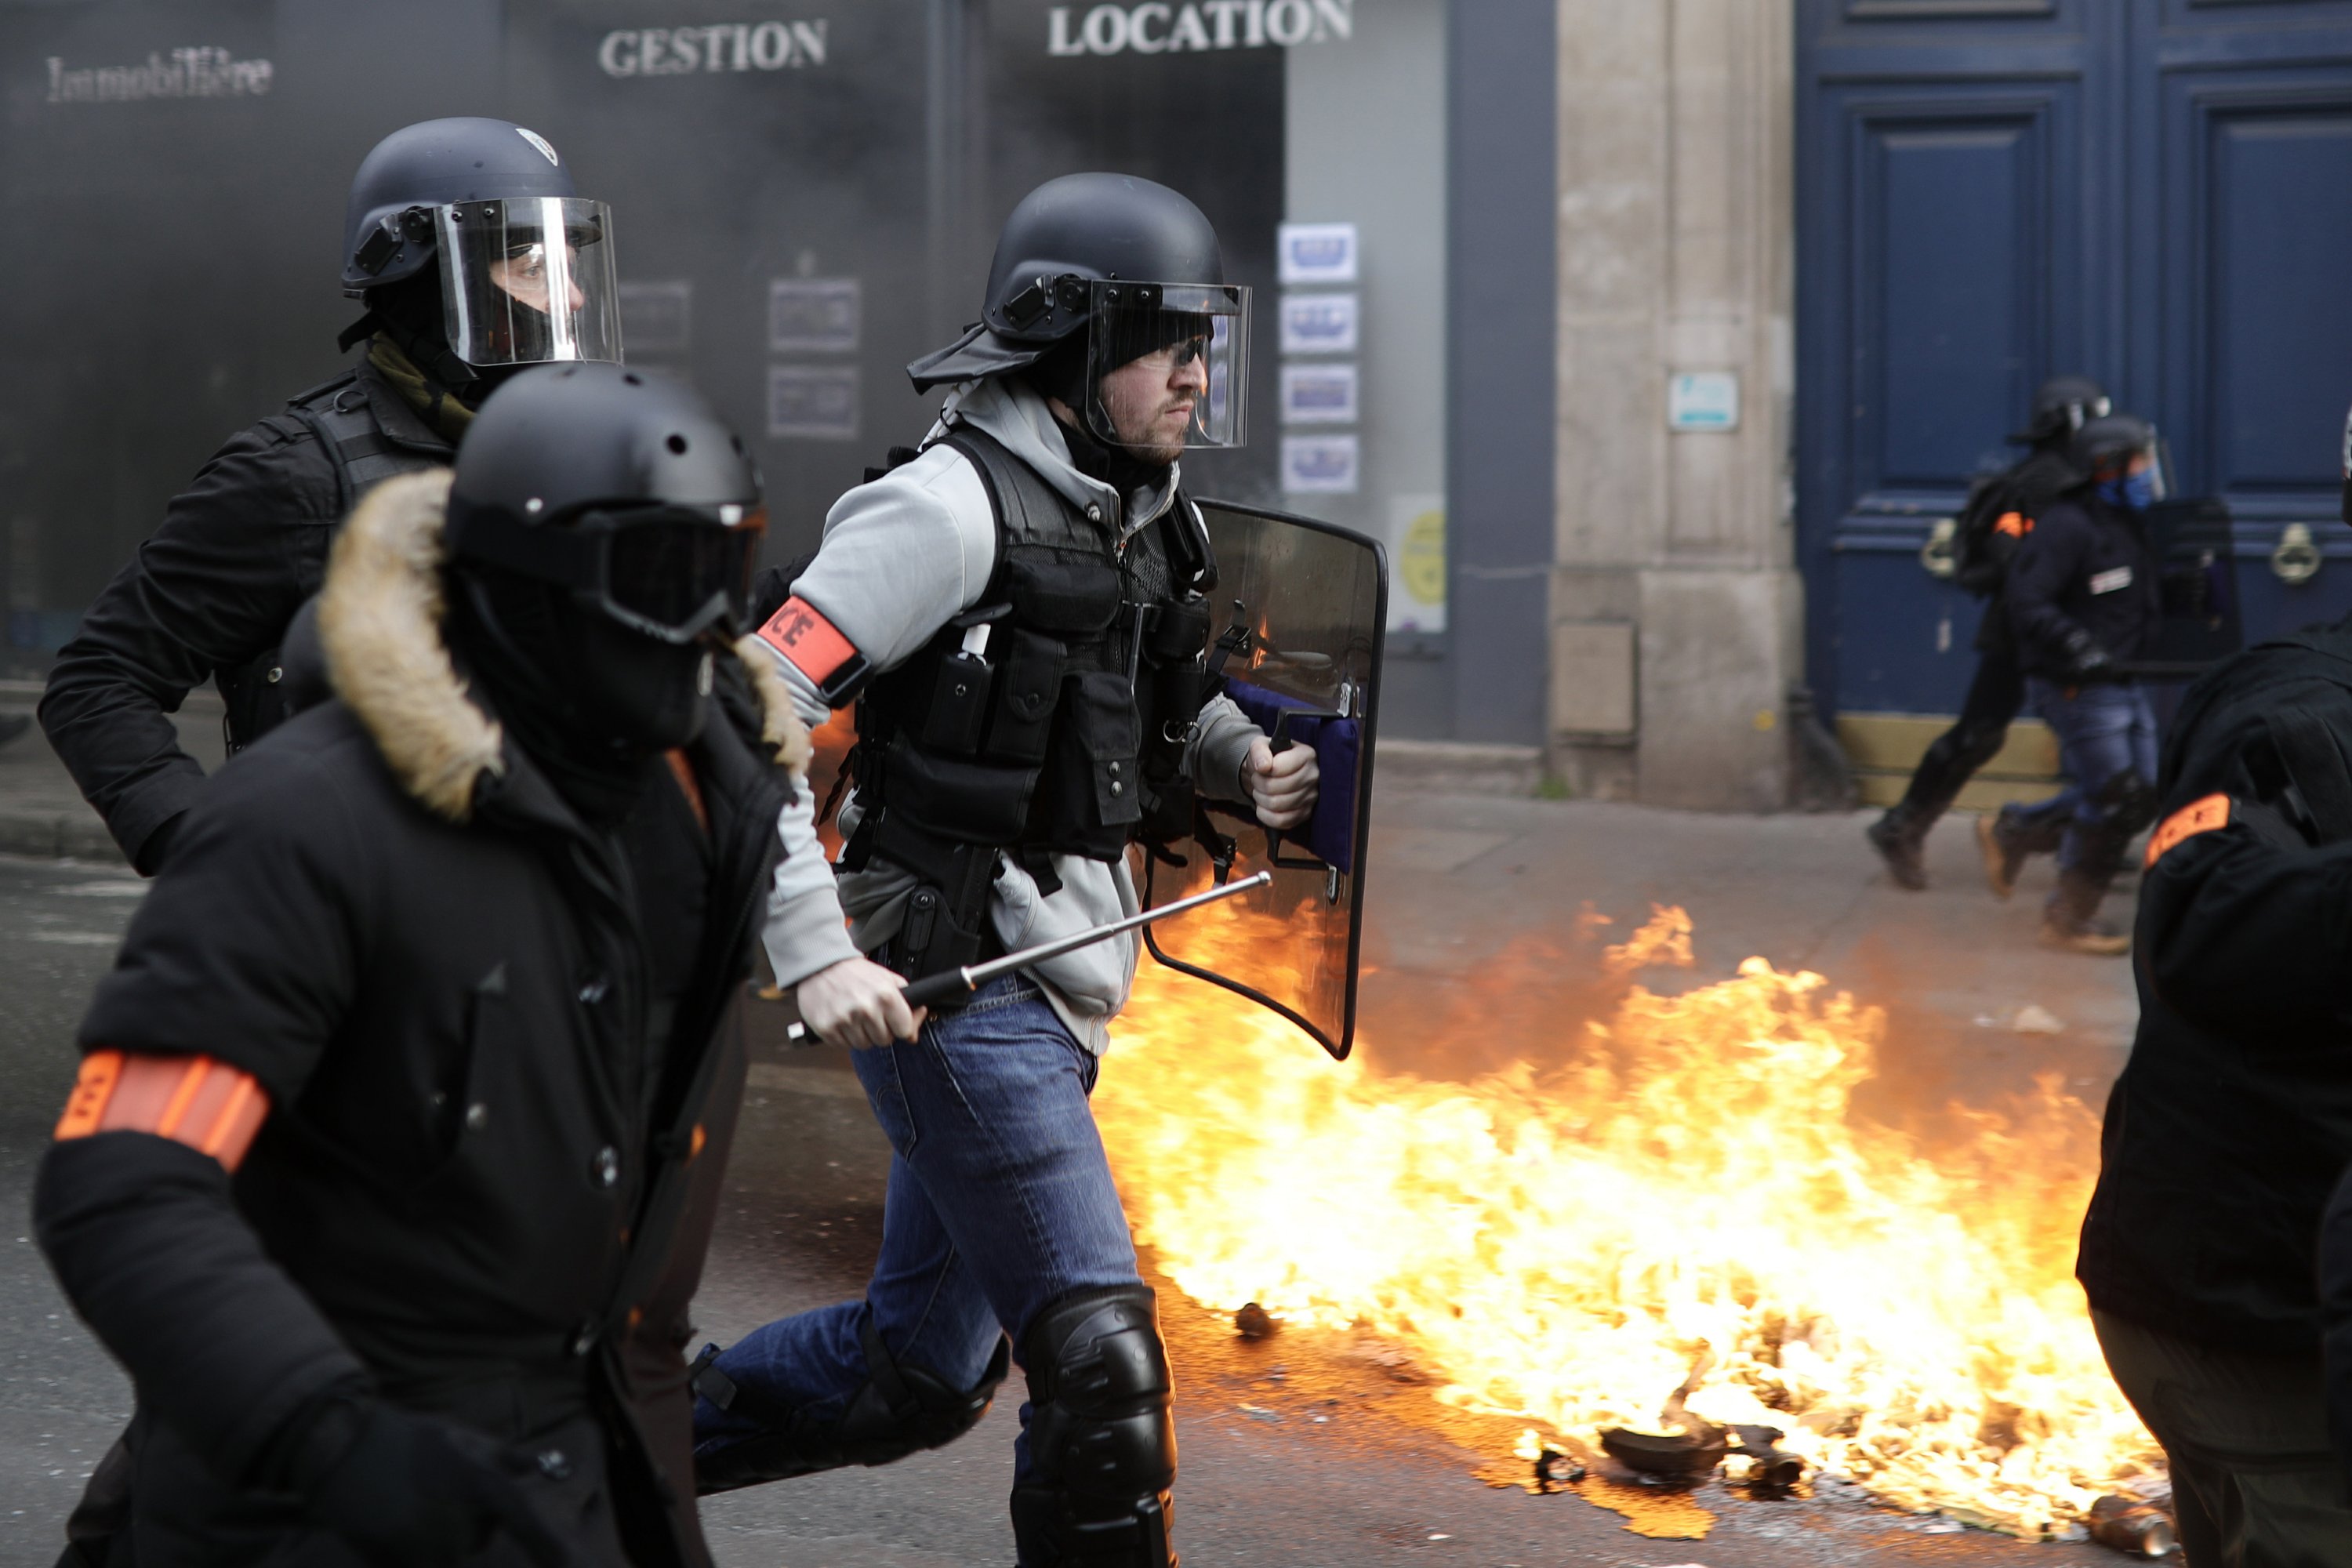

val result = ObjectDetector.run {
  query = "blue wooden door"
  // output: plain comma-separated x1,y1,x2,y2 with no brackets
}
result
1798,0,2352,720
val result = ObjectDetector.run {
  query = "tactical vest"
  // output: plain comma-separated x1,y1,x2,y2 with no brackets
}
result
848,424,1218,919
220,371,450,751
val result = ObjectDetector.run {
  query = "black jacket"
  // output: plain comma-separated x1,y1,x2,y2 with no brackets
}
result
1957,446,2084,653
38,353,451,872
2005,492,2162,680
2077,618,2352,1354
34,472,810,1567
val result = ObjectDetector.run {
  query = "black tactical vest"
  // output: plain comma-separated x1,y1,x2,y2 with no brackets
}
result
220,368,452,751
850,425,1218,892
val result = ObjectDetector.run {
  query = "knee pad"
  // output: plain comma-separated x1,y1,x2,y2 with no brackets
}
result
691,1318,1010,1496
2096,767,2159,837
1010,1284,1178,1568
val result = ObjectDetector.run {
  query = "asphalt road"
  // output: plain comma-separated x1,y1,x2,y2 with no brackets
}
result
0,802,2136,1567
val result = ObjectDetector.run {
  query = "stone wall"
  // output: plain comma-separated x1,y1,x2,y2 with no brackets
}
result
1549,0,1799,810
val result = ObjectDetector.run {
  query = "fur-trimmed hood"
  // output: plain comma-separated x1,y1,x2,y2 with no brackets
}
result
318,469,811,822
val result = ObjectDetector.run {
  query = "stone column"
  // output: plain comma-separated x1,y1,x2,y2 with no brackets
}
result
1549,0,1799,810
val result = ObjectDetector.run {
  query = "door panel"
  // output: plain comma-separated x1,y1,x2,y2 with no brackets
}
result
1801,0,2352,726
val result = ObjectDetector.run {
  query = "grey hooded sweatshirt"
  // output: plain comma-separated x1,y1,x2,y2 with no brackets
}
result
757,376,1264,1052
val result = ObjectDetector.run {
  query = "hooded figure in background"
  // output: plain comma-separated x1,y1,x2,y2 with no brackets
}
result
39,115,624,876
693,172,1319,1568
1864,375,2103,889
1975,414,2169,954
35,363,816,1567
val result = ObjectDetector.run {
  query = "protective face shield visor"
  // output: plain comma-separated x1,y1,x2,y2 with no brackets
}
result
1083,281,1250,453
435,198,622,367
460,503,766,644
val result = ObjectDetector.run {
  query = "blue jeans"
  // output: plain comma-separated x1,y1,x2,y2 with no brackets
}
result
694,974,1141,1488
2020,677,2159,900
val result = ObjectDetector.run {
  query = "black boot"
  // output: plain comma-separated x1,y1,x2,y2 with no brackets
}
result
1976,811,2027,899
2040,866,2130,956
1866,806,1929,891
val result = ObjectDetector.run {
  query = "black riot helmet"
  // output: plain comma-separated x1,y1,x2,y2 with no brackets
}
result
2013,375,2111,448
908,172,1250,452
339,118,622,386
448,364,764,647
2074,412,2171,499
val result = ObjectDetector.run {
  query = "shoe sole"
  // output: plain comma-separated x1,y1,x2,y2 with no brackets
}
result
1975,815,2016,901
2037,927,2132,956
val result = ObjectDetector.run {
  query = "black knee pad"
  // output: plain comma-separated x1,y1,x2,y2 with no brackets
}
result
1010,1284,1178,1568
691,1319,1010,1496
2097,767,2159,837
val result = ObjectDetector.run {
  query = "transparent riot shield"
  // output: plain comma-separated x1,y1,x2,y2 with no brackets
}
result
1139,501,1387,1061
2132,496,2244,678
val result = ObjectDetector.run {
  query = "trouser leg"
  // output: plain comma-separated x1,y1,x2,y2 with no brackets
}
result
1900,637,2027,823
691,975,1170,1566
2094,1309,2352,1568
2035,682,2156,926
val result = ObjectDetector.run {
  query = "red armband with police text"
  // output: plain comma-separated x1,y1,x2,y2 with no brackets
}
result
54,1051,270,1171
756,596,871,706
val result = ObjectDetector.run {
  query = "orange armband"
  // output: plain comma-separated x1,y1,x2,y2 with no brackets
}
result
2145,793,2232,868
55,1051,270,1171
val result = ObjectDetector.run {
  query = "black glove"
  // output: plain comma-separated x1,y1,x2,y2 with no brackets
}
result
2058,626,2113,681
292,1399,570,1568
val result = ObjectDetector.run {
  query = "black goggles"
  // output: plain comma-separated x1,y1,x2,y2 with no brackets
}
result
459,501,766,644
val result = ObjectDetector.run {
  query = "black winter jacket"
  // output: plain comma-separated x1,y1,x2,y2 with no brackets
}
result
34,471,811,1567
2077,617,2352,1354
38,353,451,871
2005,493,2161,680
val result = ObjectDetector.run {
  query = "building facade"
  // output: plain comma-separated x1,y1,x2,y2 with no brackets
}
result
8,1,2352,811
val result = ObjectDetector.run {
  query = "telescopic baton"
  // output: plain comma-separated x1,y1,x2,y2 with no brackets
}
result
784,869,1274,1046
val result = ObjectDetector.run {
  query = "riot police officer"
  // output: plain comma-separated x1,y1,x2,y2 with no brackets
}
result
697,173,1318,1568
37,363,806,1566
1977,414,2166,953
38,116,622,873
1865,376,2103,887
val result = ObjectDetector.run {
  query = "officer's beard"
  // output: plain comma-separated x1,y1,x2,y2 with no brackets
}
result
1023,346,1177,495
448,565,711,825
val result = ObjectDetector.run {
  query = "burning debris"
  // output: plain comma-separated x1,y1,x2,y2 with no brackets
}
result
1095,903,2169,1540
2085,1495,2179,1559
1233,1301,1278,1339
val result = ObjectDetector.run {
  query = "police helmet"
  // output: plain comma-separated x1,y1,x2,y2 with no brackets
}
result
447,365,764,645
343,118,621,368
908,173,1250,451
2013,374,2111,445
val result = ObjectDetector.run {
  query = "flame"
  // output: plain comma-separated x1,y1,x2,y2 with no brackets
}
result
1094,902,2162,1537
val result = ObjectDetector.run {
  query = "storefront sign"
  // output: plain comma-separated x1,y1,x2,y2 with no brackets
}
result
1279,292,1359,355
1278,221,1356,285
769,277,860,353
45,48,272,103
769,365,859,440
1282,434,1359,494
598,20,827,76
618,281,694,354
1666,370,1740,433
1280,362,1358,424
1047,0,1351,57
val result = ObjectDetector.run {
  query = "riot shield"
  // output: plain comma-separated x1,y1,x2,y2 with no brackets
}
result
1139,501,1387,1061
2132,496,2244,678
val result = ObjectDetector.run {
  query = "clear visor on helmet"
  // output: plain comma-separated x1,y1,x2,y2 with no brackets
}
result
2092,428,2172,504
435,198,622,368
1084,281,1250,455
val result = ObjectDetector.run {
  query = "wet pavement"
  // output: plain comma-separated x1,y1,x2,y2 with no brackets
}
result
0,773,2141,1566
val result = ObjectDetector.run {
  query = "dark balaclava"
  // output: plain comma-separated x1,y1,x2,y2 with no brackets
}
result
447,562,712,826
359,272,534,412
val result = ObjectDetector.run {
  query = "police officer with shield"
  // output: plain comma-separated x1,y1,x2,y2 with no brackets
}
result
40,116,624,874
699,173,1325,1567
